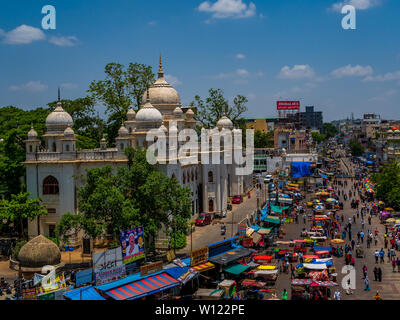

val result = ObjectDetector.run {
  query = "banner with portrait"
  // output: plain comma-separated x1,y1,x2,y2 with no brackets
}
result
120,227,146,264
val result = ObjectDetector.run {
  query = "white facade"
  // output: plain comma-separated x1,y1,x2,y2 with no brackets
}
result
24,59,252,239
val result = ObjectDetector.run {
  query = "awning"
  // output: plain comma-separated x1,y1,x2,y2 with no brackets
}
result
64,286,106,300
257,228,272,235
223,263,251,275
192,262,215,273
209,247,254,266
314,246,332,252
301,263,327,270
262,216,281,225
102,272,179,300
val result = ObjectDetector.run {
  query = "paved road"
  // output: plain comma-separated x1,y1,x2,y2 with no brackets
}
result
178,185,262,255
275,153,400,300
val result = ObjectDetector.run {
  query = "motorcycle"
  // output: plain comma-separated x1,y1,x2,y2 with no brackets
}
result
221,224,226,235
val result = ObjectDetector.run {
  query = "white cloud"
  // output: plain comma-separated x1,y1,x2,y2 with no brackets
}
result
48,36,78,47
198,0,256,19
9,81,48,93
330,0,383,12
363,70,400,82
214,68,262,79
61,83,78,89
331,64,373,78
235,53,246,59
165,74,182,86
278,65,315,80
1,24,45,44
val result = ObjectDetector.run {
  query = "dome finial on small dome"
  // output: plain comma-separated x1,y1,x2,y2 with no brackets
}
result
146,88,150,103
158,54,164,78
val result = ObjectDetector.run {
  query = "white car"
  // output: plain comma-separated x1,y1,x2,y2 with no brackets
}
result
264,175,273,183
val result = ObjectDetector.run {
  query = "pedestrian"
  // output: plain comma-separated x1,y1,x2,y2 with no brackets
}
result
351,239,355,250
360,231,364,243
373,291,382,300
374,250,379,263
380,248,385,263
373,266,378,281
364,275,370,291
377,267,382,282
362,265,368,279
397,257,400,272
392,257,396,272
385,238,388,249
333,289,341,300
282,289,288,300
368,216,371,225
357,232,361,242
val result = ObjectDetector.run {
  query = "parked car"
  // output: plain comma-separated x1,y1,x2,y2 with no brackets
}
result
264,175,273,183
195,213,212,226
232,195,243,204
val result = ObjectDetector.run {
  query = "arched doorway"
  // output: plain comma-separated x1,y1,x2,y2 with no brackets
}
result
208,199,214,212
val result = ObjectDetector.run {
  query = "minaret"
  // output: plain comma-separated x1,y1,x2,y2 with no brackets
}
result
158,54,164,79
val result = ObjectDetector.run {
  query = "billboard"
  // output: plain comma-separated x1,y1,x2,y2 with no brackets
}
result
140,261,163,277
93,247,126,285
190,247,209,267
75,268,93,287
120,227,146,264
277,101,300,111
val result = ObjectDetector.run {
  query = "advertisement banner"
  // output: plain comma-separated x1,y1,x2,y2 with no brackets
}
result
190,247,209,267
140,261,163,277
120,227,146,264
93,247,125,285
94,265,126,285
37,288,66,300
36,273,67,295
277,101,300,111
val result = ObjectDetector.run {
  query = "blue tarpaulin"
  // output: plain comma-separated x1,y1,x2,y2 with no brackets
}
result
314,246,332,252
165,266,190,280
291,162,311,178
64,286,106,300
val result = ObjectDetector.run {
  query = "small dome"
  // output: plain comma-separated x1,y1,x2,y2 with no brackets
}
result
136,94,163,123
127,107,136,120
46,102,73,132
63,126,74,137
217,115,233,130
118,125,129,136
173,106,183,115
186,108,195,119
18,235,61,268
27,126,38,139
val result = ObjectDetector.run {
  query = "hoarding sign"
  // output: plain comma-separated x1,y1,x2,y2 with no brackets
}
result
93,247,126,285
120,227,146,264
190,247,209,267
37,288,66,300
277,101,300,111
140,261,163,277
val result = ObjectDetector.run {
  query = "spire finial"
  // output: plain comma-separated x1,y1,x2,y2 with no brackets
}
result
158,54,164,78
58,87,61,102
146,88,150,103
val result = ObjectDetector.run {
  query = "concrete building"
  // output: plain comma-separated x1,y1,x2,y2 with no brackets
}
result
300,106,323,131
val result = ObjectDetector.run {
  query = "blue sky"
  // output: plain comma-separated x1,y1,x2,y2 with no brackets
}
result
0,0,399,121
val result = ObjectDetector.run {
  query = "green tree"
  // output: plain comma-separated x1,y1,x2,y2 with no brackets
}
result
190,88,248,129
311,132,326,144
0,192,48,240
371,161,400,207
349,139,364,157
254,130,274,148
322,123,338,139
88,62,155,145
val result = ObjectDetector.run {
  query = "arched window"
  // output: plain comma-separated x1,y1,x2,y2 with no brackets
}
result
183,172,186,184
52,142,57,152
66,145,70,152
191,170,194,182
43,176,59,195
120,143,124,151
208,171,213,183
208,199,214,212
171,173,176,180
29,145,32,153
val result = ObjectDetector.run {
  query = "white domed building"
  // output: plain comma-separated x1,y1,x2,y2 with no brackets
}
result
24,58,252,244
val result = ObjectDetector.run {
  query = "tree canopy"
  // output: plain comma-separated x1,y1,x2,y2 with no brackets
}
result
322,123,338,139
88,62,155,144
349,139,364,157
371,161,400,208
254,130,274,148
190,88,248,129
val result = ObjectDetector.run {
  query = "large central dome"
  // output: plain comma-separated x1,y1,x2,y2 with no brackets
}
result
142,57,181,114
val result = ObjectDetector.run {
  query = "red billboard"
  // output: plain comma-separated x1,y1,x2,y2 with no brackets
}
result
277,101,300,111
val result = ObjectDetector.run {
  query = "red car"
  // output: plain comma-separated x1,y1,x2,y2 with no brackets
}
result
232,195,243,204
195,213,212,226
